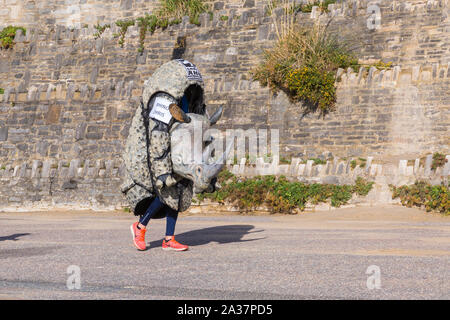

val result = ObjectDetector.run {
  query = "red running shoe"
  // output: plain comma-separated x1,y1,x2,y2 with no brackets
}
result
162,237,188,251
130,222,146,251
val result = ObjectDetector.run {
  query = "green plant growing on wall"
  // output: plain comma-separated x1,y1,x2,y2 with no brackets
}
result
252,11,359,117
136,13,176,53
93,23,110,39
431,152,447,171
355,61,393,76
158,0,208,26
312,158,327,165
263,153,273,163
349,158,366,169
279,156,291,164
354,176,374,196
117,0,209,52
265,0,277,16
197,170,375,214
0,25,26,49
391,181,449,214
371,60,393,70
358,157,367,168
301,158,328,165
295,0,336,13
0,88,4,94
137,15,155,53
115,19,135,48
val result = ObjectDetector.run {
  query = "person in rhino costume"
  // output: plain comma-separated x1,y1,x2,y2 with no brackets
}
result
122,59,217,251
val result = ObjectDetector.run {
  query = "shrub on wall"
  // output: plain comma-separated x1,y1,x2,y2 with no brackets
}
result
112,0,208,52
295,0,336,13
158,0,208,26
391,181,450,214
0,25,26,49
252,20,359,117
431,152,448,171
197,170,374,214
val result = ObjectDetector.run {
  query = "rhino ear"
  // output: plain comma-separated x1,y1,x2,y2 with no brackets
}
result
209,106,223,126
169,103,191,123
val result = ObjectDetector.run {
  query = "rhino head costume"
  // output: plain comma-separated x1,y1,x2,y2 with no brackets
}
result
121,59,227,218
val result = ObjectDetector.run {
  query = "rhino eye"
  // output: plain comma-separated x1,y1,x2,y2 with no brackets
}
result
204,136,214,148
196,166,202,176
173,156,183,164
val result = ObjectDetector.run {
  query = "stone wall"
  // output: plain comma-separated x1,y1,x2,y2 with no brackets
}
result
0,0,159,28
0,0,449,210
0,0,248,28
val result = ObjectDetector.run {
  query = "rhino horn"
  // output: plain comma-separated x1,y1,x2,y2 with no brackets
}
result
209,106,223,126
202,143,214,164
203,141,233,179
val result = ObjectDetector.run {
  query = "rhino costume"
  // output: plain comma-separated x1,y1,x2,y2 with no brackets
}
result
121,59,225,219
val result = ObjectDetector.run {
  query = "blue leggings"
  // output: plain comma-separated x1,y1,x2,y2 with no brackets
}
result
139,197,178,236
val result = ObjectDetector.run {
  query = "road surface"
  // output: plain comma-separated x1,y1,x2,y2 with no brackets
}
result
0,205,449,299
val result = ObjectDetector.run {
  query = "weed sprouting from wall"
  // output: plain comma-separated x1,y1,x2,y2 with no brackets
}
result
0,25,26,49
109,0,208,53
158,0,208,26
431,152,448,171
115,19,135,48
94,23,110,39
391,181,450,214
137,15,157,53
295,0,336,13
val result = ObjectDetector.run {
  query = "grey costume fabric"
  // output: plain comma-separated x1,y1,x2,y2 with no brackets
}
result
121,59,205,217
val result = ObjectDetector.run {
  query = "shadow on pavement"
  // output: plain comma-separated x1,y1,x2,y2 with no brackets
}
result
0,233,31,242
148,225,265,249
0,246,62,259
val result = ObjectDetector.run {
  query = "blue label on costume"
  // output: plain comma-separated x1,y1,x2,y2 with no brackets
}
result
181,95,189,113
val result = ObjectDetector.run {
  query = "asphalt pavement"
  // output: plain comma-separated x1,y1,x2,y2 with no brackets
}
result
0,205,449,299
